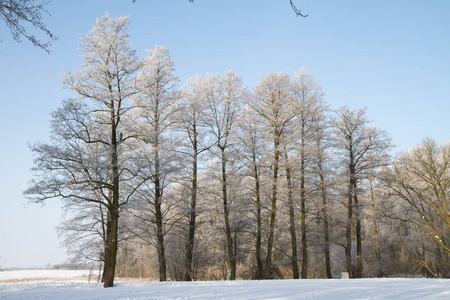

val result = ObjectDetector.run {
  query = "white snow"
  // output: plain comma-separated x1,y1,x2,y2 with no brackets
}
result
0,269,98,281
0,270,449,299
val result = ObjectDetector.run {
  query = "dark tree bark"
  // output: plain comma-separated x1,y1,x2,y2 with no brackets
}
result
318,152,332,278
221,147,236,280
101,207,112,283
265,135,280,279
154,151,167,281
345,159,355,279
104,114,120,287
184,126,198,281
354,188,363,278
254,161,264,280
284,148,299,279
300,133,308,279
369,180,381,260
153,102,167,281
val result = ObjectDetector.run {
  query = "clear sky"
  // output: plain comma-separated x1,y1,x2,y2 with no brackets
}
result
0,0,449,268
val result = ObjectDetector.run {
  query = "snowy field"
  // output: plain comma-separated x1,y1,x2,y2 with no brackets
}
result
0,269,98,281
0,270,449,299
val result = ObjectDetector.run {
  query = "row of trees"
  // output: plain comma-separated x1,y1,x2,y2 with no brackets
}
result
25,15,450,287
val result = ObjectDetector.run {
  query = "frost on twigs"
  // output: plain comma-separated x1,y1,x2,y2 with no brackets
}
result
0,0,58,53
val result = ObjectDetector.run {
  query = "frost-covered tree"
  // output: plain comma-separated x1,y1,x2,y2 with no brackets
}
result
385,139,450,276
178,76,212,281
252,72,296,278
127,45,180,281
57,200,109,271
334,106,391,278
290,69,326,278
25,14,141,288
203,71,244,280
237,105,269,279
309,113,334,278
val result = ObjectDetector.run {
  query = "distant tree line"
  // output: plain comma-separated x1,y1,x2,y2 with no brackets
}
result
25,14,450,288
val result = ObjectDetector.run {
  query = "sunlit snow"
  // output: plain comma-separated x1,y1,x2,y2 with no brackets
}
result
0,270,449,299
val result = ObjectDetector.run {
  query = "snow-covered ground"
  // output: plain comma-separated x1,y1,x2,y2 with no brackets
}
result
0,270,449,299
0,269,98,281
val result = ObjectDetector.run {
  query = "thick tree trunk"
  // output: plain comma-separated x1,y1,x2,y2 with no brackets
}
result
370,180,382,276
151,101,167,282
104,111,120,288
104,205,119,287
285,149,299,279
101,209,111,283
255,170,264,279
345,192,353,278
354,188,363,278
300,134,308,279
252,148,264,280
221,148,236,280
318,157,332,278
154,143,167,281
265,136,280,279
184,137,198,281
155,180,167,281
346,161,355,279
369,181,381,259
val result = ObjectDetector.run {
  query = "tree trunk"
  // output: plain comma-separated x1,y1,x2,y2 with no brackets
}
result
369,183,380,259
103,111,120,288
354,187,363,278
253,148,264,280
153,101,167,282
154,146,166,281
221,147,236,280
300,133,308,279
345,161,355,279
285,149,299,279
184,134,198,281
369,180,381,276
318,155,332,278
155,177,167,281
104,205,119,287
100,196,111,283
101,209,111,283
265,136,280,279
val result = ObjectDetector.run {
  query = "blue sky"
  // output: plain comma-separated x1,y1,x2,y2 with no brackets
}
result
0,0,449,268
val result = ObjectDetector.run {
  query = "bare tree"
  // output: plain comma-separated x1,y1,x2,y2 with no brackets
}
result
252,72,296,278
386,139,450,264
203,71,244,280
334,106,391,278
0,0,57,53
25,14,142,288
290,69,325,278
129,45,180,281
237,105,267,279
179,76,211,281
313,124,333,278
